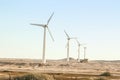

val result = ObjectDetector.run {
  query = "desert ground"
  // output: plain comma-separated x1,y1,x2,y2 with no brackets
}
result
0,58,120,80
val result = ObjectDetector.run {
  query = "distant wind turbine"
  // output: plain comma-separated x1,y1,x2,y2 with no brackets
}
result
64,30,76,62
30,13,54,64
75,39,81,62
75,39,86,62
84,46,87,60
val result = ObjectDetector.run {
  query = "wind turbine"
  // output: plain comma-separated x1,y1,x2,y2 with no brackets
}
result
84,46,87,60
75,39,85,62
30,13,54,64
75,39,81,62
64,30,76,62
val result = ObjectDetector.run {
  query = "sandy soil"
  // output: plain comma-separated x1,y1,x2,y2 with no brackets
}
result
0,58,120,80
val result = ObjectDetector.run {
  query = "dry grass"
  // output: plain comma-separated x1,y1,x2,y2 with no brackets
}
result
0,71,120,80
0,58,120,80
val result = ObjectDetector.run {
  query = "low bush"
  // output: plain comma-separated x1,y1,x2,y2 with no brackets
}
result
59,64,69,66
100,72,111,76
95,77,106,80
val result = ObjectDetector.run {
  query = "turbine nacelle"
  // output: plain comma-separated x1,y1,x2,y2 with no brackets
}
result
67,37,76,40
67,38,70,40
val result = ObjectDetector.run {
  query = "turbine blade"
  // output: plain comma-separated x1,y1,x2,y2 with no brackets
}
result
81,43,87,46
64,30,70,38
76,39,80,45
47,27,54,41
47,12,54,25
30,23,45,27
70,37,77,39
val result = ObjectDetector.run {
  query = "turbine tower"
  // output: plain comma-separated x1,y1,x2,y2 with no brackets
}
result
84,46,87,60
30,13,54,64
64,30,76,62
75,39,81,62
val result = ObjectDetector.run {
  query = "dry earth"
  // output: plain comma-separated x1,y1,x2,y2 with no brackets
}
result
0,58,120,80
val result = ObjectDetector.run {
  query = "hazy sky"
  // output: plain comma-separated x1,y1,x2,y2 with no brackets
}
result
0,0,120,60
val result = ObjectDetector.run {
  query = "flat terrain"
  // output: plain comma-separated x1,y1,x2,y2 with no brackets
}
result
0,58,120,80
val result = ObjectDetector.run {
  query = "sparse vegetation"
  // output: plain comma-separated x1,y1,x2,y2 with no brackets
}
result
18,66,22,68
78,78,91,80
59,63,69,66
80,59,88,63
95,77,106,80
100,72,111,76
0,59,120,80
13,73,54,80
14,74,36,80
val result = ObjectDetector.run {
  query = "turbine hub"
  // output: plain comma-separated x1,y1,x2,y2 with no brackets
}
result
68,38,70,40
44,25,47,27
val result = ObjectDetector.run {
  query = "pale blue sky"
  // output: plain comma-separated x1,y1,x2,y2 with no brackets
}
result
0,0,120,60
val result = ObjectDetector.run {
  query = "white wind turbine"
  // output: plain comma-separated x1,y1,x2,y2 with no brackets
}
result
64,30,76,62
30,13,54,64
75,39,86,62
84,46,87,60
75,39,81,62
